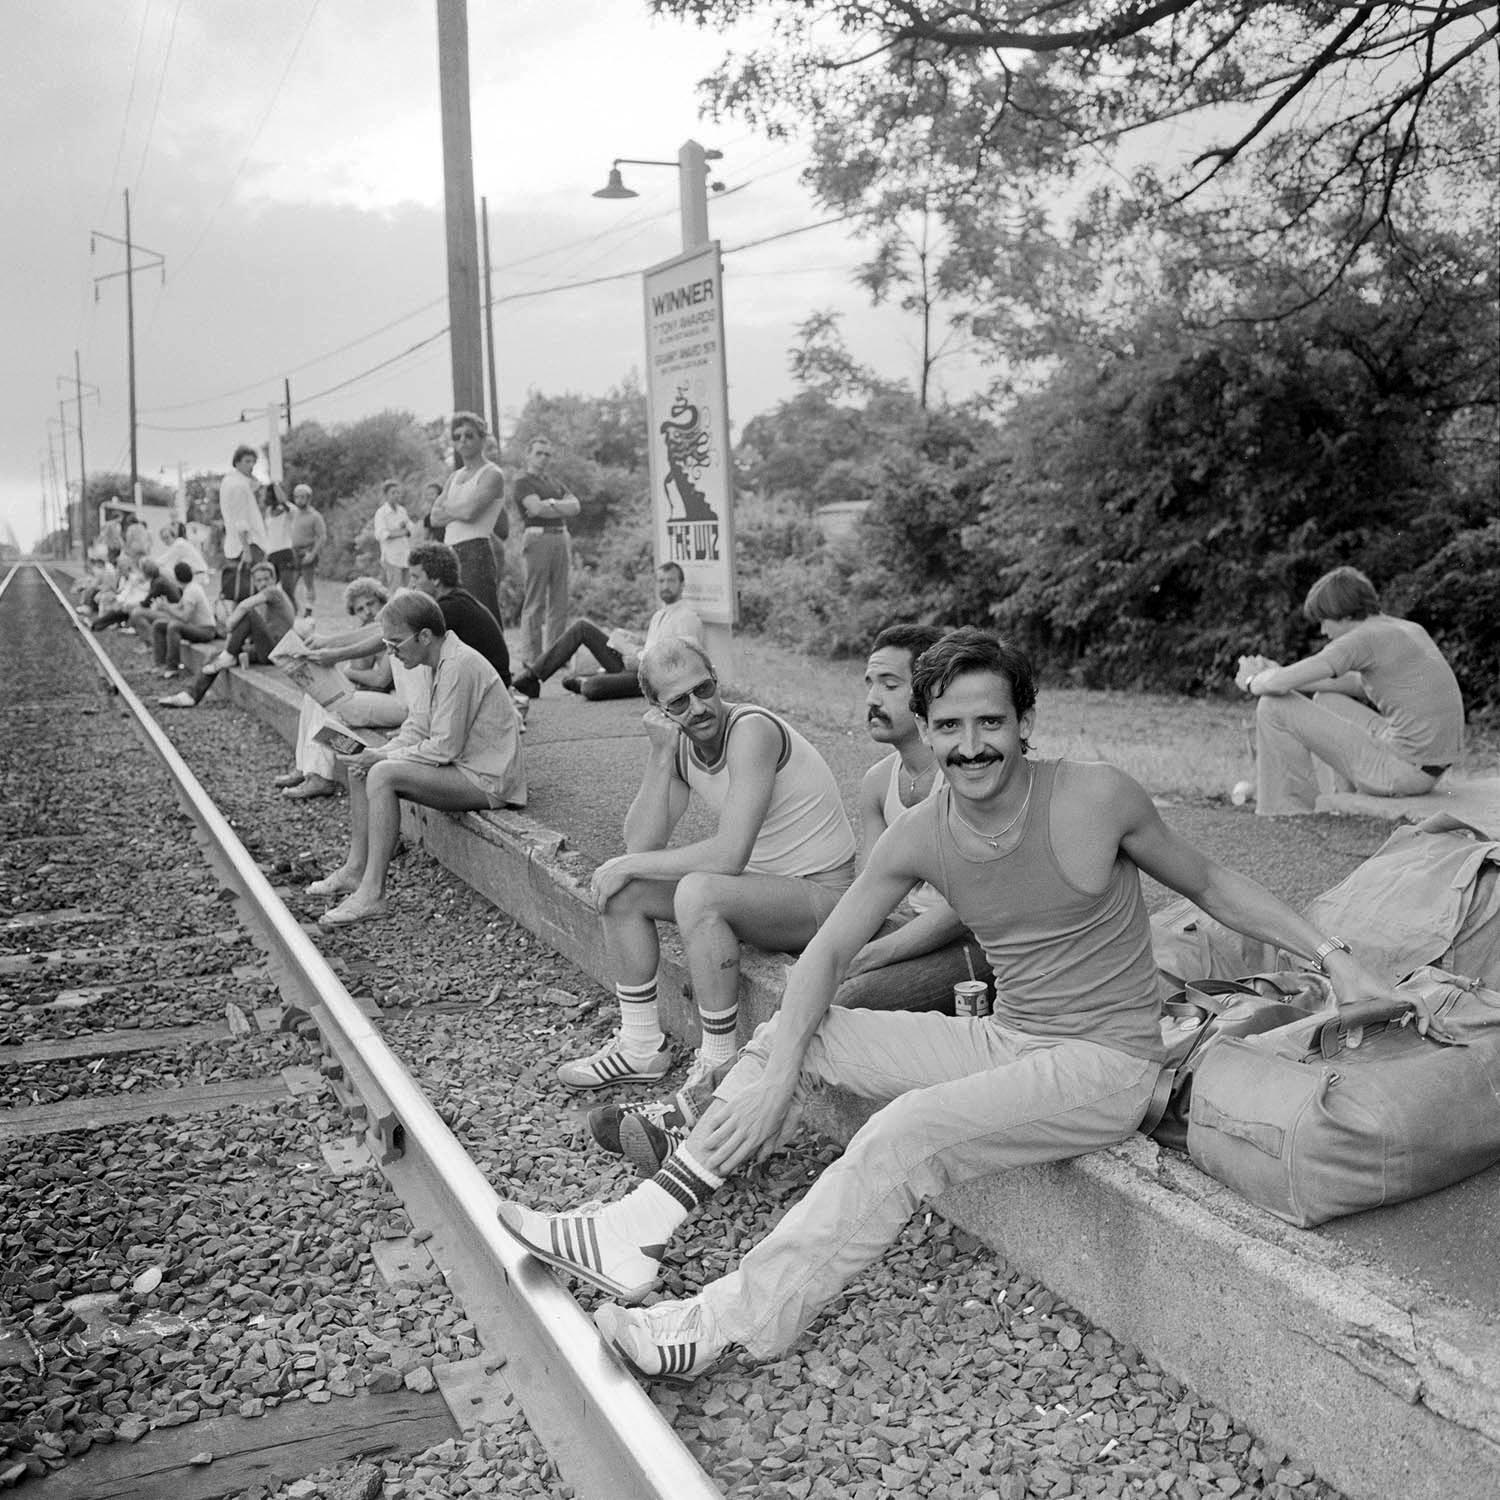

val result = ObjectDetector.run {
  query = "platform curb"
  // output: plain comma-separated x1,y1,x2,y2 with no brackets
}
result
195,650,1500,1500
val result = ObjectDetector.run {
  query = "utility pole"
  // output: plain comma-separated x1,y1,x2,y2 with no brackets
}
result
59,353,98,553
92,190,164,514
435,0,484,418
54,407,74,554
284,377,293,435
481,195,500,440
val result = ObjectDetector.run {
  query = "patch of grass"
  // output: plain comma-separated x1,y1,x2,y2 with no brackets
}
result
724,634,1498,802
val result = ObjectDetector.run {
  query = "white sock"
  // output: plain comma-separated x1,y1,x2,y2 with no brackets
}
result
696,1002,739,1067
616,978,663,1055
614,1146,724,1244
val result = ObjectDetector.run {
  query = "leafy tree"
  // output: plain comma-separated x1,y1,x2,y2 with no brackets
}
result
280,410,446,510
656,0,1498,345
953,234,1498,700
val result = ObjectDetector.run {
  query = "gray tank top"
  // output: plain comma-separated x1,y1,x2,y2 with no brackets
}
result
922,760,1164,1059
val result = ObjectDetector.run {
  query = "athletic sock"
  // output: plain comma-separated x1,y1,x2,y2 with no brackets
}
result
618,1146,725,1244
696,1002,739,1068
616,978,664,1055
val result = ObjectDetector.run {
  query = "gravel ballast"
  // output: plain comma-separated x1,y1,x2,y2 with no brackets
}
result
3,573,1359,1499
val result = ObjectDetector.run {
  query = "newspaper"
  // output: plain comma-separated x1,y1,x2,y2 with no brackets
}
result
268,631,354,712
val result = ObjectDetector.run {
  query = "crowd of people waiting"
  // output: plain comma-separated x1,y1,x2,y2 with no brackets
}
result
75,430,1471,1391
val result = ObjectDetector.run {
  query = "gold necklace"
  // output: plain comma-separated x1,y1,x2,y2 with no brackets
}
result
901,756,936,800
948,763,1034,850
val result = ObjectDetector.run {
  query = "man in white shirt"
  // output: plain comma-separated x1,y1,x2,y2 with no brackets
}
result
149,562,220,674
510,563,704,703
372,481,413,590
157,525,211,588
218,445,268,604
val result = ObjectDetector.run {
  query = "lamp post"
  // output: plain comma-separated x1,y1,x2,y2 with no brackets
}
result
593,139,736,664
592,140,723,253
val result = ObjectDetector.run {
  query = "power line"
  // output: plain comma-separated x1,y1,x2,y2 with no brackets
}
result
141,210,860,432
171,0,324,288
133,0,187,203
97,0,156,224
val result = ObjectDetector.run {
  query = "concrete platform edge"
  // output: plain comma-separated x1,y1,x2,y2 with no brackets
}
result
209,655,1500,1500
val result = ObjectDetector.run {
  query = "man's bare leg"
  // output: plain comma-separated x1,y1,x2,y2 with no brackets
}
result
675,871,845,1074
557,877,679,1089
319,763,486,922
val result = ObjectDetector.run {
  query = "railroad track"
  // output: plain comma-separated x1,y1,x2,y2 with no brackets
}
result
1,563,719,1500
7,560,1360,1500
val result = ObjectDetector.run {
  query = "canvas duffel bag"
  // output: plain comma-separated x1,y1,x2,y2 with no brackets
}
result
1141,974,1331,1152
1187,985,1500,1227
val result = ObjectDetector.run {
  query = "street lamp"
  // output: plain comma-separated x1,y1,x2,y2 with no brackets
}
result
592,140,724,252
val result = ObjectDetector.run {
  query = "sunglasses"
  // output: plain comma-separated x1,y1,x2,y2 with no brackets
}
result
659,677,718,717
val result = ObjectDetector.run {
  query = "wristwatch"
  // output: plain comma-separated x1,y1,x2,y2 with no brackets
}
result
1312,936,1352,972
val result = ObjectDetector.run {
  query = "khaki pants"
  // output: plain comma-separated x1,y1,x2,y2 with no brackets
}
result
700,1008,1157,1357
1255,691,1436,815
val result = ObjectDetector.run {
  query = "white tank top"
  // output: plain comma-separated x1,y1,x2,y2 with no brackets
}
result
677,705,855,879
442,462,504,545
882,756,943,916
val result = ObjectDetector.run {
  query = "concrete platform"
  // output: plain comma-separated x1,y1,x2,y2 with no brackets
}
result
176,646,1500,1500
1318,776,1500,834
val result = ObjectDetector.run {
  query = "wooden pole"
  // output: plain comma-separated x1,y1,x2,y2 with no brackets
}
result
435,0,483,417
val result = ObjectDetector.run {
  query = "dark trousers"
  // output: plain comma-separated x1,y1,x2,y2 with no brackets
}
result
184,612,278,703
219,546,265,606
528,619,625,684
453,538,503,629
153,618,219,670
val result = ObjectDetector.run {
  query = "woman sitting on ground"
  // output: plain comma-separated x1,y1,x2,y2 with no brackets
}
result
1240,565,1464,815
308,590,525,926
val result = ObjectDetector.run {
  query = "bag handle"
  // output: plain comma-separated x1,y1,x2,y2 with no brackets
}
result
1313,998,1413,1059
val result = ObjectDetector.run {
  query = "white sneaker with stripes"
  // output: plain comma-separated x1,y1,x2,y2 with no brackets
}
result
594,1297,727,1385
495,1199,662,1304
556,1037,672,1091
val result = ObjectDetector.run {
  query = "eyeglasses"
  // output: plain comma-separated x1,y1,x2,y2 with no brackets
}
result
659,677,718,717
382,634,415,654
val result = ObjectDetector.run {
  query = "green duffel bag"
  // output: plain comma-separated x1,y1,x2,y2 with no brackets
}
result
1187,989,1500,1227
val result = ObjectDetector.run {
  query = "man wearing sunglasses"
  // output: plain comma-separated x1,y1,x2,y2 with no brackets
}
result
557,637,856,1099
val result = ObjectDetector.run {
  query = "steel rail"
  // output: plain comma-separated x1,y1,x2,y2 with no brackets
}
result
30,564,721,1500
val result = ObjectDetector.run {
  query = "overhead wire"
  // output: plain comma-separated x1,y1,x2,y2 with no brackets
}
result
132,0,188,204
170,0,324,289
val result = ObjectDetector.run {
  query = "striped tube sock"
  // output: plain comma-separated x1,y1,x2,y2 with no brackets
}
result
617,1146,725,1245
696,1003,739,1067
617,978,664,1056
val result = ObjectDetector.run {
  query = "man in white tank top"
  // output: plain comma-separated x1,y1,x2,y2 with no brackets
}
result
500,630,1397,1384
555,637,856,1100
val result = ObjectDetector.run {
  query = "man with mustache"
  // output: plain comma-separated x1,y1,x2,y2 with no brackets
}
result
555,637,856,1102
500,628,1394,1383
833,623,992,1014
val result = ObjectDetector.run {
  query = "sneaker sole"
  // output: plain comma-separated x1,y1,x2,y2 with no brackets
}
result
495,1204,659,1305
619,1115,675,1178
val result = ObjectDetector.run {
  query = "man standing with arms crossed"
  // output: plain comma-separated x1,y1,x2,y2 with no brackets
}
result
500,628,1392,1382
218,445,267,605
514,435,581,672
557,636,856,1099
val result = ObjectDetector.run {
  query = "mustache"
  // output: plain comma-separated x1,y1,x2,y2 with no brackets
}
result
866,708,892,725
946,750,1003,768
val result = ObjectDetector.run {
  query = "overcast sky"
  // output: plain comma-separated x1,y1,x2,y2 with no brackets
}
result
1,0,994,551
